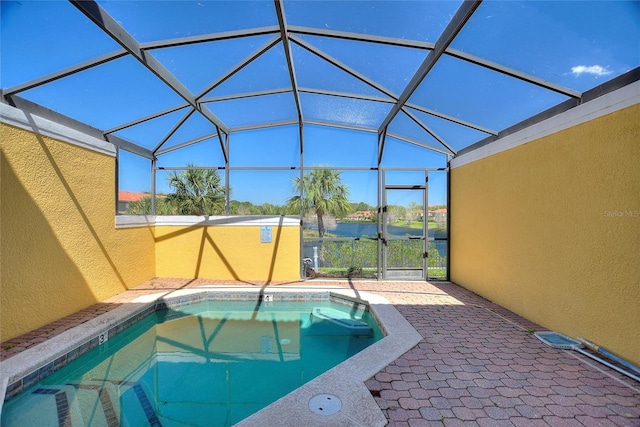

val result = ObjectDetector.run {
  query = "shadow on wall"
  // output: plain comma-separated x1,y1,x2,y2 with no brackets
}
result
153,215,287,284
1,155,96,340
32,131,128,289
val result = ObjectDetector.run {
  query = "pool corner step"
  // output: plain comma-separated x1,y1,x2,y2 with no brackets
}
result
306,307,373,337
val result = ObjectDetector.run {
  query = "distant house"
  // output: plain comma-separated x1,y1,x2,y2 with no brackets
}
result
429,208,447,226
345,210,375,221
118,191,148,214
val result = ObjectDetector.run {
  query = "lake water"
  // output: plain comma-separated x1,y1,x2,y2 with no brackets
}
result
308,222,447,239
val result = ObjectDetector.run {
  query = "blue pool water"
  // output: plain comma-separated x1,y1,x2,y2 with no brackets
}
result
2,299,382,427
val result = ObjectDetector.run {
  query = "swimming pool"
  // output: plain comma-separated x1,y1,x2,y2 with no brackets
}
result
0,287,422,426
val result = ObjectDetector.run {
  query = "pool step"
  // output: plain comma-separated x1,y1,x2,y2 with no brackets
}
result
131,383,163,426
1,385,84,427
306,307,373,337
59,381,120,427
3,380,163,427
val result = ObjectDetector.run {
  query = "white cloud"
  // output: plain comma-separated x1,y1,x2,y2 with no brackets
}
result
571,65,612,77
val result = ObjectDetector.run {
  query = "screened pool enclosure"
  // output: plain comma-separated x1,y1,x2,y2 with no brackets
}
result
2,0,638,280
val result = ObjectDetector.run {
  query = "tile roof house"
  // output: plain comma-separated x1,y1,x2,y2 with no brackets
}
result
117,191,148,214
345,211,375,221
429,208,447,226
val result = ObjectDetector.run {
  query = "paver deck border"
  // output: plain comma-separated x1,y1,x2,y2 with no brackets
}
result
1,279,639,426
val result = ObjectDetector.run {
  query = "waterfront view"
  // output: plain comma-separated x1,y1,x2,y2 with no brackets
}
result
304,221,447,239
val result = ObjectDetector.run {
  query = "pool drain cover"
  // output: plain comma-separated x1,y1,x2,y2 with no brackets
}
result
534,331,582,350
309,394,342,415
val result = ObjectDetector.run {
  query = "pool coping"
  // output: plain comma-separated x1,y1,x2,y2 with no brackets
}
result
0,286,422,426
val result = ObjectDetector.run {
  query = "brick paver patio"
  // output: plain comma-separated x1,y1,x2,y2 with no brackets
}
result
2,278,639,426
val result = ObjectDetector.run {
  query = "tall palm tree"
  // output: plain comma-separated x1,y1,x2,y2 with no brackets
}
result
288,169,350,237
166,166,226,215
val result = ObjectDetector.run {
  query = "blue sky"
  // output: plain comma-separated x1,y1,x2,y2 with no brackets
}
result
119,125,449,206
2,1,638,208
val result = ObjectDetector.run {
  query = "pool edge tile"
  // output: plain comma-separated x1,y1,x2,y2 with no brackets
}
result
2,286,418,427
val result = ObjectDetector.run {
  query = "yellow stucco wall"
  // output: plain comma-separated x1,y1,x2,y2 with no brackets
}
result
450,104,640,366
1,123,156,341
154,224,300,282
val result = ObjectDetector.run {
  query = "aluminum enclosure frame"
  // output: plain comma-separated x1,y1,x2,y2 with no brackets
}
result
3,0,639,281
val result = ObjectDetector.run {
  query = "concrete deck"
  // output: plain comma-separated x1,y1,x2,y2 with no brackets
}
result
2,279,639,426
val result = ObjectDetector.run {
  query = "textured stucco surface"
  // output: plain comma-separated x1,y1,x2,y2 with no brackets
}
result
450,104,640,366
1,123,156,341
154,225,300,281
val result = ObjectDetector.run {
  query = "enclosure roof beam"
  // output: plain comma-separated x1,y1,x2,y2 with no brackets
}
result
200,88,292,103
152,108,196,154
287,25,580,100
155,132,219,156
275,0,304,128
195,35,281,101
378,0,483,133
386,132,452,156
290,34,398,100
404,102,497,136
299,88,393,104
377,127,387,165
141,26,281,50
305,119,378,133
402,107,456,155
70,0,230,137
107,134,154,159
230,118,381,134
457,67,640,156
229,120,299,133
288,26,435,50
1,94,154,159
156,166,223,171
104,103,191,135
3,49,128,97
445,48,581,99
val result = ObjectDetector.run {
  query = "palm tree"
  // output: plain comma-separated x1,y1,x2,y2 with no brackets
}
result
166,166,226,215
127,196,153,215
288,169,350,238
127,195,174,215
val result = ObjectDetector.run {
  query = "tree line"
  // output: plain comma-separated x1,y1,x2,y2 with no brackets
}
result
127,167,368,237
126,166,442,237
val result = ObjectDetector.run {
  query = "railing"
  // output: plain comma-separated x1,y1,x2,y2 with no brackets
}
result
303,238,378,278
427,240,448,280
302,237,448,280
386,239,423,269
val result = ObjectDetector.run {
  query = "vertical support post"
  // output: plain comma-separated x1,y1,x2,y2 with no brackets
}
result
151,157,157,215
114,147,120,215
299,122,305,279
446,158,452,281
224,132,230,215
378,169,384,280
351,240,355,268
376,128,388,280
313,246,319,272
377,127,387,169
423,172,428,281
